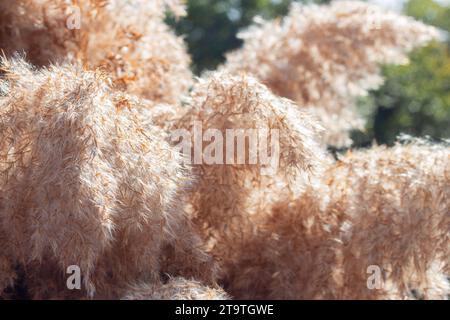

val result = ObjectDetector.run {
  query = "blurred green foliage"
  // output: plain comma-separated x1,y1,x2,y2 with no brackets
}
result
354,0,450,146
170,0,450,145
169,0,329,73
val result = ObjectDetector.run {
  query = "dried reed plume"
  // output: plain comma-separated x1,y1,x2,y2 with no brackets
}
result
223,1,441,147
122,277,229,300
222,140,450,300
327,140,450,299
0,57,216,299
164,71,449,300
0,0,448,301
170,72,326,255
0,0,192,104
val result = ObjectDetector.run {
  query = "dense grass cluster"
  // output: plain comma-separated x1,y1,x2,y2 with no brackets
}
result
0,0,448,299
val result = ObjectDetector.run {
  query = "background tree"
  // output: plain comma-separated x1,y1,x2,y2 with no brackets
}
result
169,0,330,73
353,0,450,146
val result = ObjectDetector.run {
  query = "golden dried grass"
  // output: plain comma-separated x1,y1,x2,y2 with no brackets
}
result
122,277,229,300
0,0,192,104
223,1,441,147
0,1,448,301
0,57,215,299
221,140,450,300
169,72,326,264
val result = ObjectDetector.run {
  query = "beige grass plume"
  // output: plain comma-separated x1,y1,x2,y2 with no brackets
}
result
1,0,447,301
222,1,441,147
0,0,192,104
221,139,450,300
327,139,450,299
122,277,229,300
0,57,216,299
164,72,327,287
